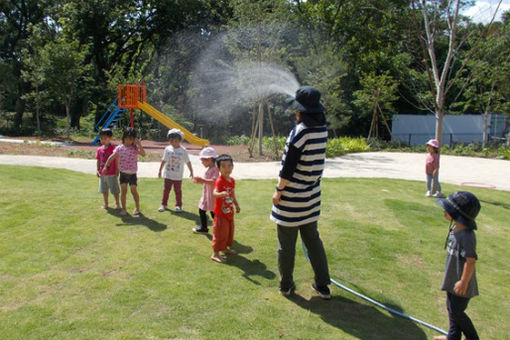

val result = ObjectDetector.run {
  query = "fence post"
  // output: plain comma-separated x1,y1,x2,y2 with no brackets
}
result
449,134,453,147
408,134,411,145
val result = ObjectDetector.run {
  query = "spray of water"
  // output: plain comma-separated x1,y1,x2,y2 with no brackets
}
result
191,33,300,122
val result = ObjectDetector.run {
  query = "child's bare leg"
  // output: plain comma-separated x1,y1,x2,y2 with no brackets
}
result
211,251,226,263
120,183,128,214
130,185,140,213
223,248,237,255
433,336,447,340
102,192,109,209
114,193,121,208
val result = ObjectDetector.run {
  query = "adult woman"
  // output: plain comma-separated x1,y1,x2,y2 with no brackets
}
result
271,85,331,299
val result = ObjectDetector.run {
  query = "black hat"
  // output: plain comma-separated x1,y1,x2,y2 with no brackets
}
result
436,191,481,230
286,85,325,115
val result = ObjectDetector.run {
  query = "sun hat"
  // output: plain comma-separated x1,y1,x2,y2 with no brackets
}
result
167,128,184,138
426,139,440,149
199,147,217,159
286,85,325,115
436,191,481,230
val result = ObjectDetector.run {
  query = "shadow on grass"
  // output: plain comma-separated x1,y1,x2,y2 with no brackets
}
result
480,199,510,210
168,210,201,225
108,209,167,232
287,294,428,339
226,254,276,285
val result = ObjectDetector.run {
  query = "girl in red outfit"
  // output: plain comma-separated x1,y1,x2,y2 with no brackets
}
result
211,154,241,263
425,139,444,198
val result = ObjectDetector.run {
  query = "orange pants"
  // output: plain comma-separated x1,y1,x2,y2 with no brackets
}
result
212,215,235,252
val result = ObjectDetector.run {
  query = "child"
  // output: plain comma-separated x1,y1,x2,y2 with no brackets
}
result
426,139,444,198
105,127,146,216
192,147,219,234
211,154,240,263
435,191,481,340
95,128,120,210
157,128,193,213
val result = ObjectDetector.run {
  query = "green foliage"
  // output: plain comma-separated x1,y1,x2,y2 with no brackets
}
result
226,135,251,146
326,137,371,157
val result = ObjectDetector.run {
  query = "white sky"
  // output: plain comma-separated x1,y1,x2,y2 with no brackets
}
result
463,0,510,23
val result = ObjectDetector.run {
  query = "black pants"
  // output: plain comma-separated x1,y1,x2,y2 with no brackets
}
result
277,222,330,290
199,208,214,229
446,292,479,340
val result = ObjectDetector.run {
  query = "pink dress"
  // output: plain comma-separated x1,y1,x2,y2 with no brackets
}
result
114,144,139,174
198,166,219,211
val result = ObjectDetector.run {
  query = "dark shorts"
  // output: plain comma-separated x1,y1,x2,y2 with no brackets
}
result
119,172,137,186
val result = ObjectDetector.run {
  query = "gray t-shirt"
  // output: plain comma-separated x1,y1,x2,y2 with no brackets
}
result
441,226,479,298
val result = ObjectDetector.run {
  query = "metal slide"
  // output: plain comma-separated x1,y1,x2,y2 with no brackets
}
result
137,101,210,147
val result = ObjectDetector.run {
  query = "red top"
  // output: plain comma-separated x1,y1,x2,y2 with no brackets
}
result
96,144,117,175
213,176,236,220
425,152,439,174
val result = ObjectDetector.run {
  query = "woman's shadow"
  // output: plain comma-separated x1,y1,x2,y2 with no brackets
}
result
287,293,429,339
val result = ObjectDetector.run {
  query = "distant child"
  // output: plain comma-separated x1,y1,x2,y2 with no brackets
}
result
435,191,481,340
192,147,219,234
211,154,240,263
158,128,193,213
95,128,120,210
105,127,146,216
426,139,444,198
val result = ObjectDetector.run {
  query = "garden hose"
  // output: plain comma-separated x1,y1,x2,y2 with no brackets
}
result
301,242,448,336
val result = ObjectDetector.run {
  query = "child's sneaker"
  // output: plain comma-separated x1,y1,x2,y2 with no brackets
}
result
133,209,141,217
311,283,331,300
158,205,167,212
175,206,182,213
120,209,128,216
433,192,444,198
115,204,121,210
425,191,431,197
192,227,209,234
279,284,296,297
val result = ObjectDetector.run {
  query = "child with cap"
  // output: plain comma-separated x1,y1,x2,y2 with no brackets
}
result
426,139,444,198
158,128,193,213
435,191,481,340
192,147,219,234
95,128,120,210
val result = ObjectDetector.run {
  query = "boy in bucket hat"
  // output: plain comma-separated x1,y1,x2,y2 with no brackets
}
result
435,191,481,340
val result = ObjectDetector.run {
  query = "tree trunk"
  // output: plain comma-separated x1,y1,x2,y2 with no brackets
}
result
482,110,490,148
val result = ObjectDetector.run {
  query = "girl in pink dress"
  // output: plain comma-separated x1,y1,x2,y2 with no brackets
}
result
192,147,219,234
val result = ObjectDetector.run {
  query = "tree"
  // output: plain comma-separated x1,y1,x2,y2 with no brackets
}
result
353,72,398,140
42,38,92,130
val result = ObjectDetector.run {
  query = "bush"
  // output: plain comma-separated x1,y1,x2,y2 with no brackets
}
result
226,135,251,146
326,137,371,157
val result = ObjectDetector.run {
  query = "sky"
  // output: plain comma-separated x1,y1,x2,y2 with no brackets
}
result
463,0,510,23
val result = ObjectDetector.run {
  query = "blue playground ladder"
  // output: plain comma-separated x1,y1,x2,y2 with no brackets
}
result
91,99,126,145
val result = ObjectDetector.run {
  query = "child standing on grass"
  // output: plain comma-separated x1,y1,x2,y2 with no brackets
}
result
192,147,219,234
426,139,444,198
96,128,120,210
158,129,193,213
211,154,240,263
435,191,481,340
105,127,145,217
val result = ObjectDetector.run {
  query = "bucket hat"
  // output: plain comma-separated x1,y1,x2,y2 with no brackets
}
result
199,147,217,159
426,139,440,149
436,191,481,230
286,85,325,115
167,128,184,138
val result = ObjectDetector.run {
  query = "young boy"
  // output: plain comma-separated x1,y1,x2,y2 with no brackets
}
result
95,128,120,210
435,191,481,340
211,154,240,263
158,128,193,212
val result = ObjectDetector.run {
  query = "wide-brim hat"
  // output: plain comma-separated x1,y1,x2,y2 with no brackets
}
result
436,191,480,230
286,85,325,115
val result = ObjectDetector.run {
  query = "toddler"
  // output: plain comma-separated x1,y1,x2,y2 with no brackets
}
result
192,147,219,234
105,127,145,216
211,154,240,263
95,129,120,210
435,191,481,340
426,139,444,197
158,128,193,213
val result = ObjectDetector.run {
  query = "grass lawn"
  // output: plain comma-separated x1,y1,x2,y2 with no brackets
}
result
0,165,509,339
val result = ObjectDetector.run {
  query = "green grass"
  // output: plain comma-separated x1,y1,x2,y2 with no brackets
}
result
0,165,509,339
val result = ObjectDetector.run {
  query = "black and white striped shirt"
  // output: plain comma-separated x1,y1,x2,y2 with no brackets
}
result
270,123,327,227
